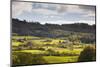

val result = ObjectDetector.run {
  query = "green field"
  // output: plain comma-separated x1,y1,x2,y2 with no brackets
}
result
43,56,78,63
12,35,95,65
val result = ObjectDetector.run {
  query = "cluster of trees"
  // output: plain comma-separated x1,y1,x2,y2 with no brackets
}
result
78,46,96,62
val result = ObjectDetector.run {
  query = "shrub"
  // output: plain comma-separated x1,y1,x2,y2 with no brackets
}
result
12,52,34,66
12,52,47,66
78,46,96,62
47,49,55,56
37,47,45,50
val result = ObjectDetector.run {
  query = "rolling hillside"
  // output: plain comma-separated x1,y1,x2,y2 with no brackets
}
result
12,18,96,38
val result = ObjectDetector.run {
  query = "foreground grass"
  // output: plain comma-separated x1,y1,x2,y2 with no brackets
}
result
43,56,78,63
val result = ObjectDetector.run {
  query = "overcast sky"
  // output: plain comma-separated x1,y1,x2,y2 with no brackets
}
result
12,1,96,25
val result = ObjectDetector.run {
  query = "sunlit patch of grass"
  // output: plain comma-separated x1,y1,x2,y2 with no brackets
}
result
43,56,78,63
12,42,23,46
53,48,83,55
72,49,83,54
12,36,40,40
13,50,47,54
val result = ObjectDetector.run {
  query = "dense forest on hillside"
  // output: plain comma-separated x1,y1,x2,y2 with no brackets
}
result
12,19,96,37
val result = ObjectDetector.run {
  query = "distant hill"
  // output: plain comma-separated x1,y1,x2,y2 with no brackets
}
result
12,18,96,37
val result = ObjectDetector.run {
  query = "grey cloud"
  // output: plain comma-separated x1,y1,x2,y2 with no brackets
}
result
79,5,96,12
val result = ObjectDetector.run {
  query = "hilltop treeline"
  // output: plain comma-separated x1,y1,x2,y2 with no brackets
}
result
12,18,96,37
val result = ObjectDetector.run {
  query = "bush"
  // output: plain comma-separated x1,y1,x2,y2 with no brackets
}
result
12,52,47,66
37,47,45,50
47,49,55,56
78,46,96,62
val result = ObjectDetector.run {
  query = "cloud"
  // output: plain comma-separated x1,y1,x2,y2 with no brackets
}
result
32,3,83,14
12,1,33,17
12,1,96,25
79,5,96,12
32,8,58,15
78,5,96,17
12,2,95,17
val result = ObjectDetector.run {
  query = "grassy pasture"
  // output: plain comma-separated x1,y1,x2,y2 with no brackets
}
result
13,50,47,54
43,56,78,63
12,35,91,65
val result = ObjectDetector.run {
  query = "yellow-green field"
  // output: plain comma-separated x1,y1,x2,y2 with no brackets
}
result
12,36,94,65
43,56,78,63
